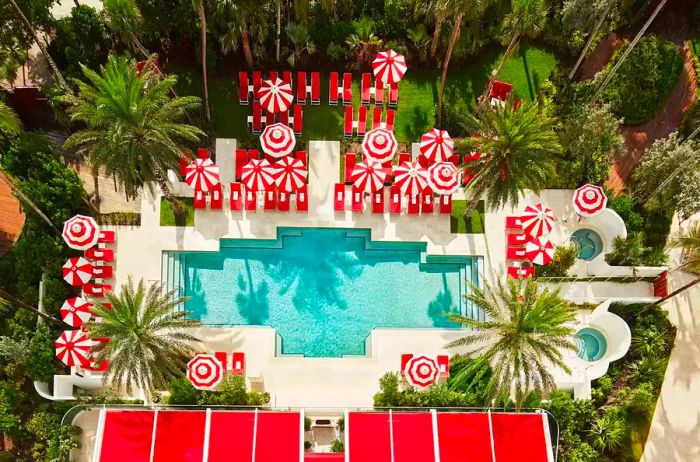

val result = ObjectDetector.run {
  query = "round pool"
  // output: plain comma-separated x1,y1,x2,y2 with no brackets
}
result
576,327,607,361
570,228,603,261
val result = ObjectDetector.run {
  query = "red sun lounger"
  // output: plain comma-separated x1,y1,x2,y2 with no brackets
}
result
178,151,191,176
277,191,290,212
372,189,385,214
508,266,534,279
265,110,275,127
210,184,223,210
505,215,523,230
344,153,356,183
232,352,245,375
296,185,308,212
437,355,450,377
268,71,278,82
372,107,382,130
507,233,527,245
385,109,396,132
229,183,243,211
293,104,303,135
86,248,115,262
296,71,307,104
448,154,460,167
197,148,209,160
389,184,402,214
244,190,257,211
351,186,364,212
420,188,434,214
408,195,419,215
357,106,368,138
282,71,292,87
235,149,247,181
506,247,527,260
238,71,249,104
252,71,262,100
398,152,410,165
344,105,353,138
295,150,307,167
194,190,206,209
247,149,260,160
92,265,113,279
334,183,345,211
279,109,289,126
382,160,393,182
389,82,399,107
329,72,339,105
84,283,112,297
251,102,262,133
311,71,320,105
361,73,371,105
490,80,513,101
374,77,384,104
98,230,116,244
342,73,352,105
439,194,452,215
264,190,276,211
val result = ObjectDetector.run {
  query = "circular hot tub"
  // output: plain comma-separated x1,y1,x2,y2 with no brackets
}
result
570,228,603,261
576,327,607,362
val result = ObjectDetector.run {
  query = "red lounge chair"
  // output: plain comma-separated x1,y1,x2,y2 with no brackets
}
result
311,72,320,105
421,188,434,214
506,247,526,260
408,195,419,214
296,71,307,104
278,191,290,211
372,189,384,214
361,73,371,105
342,73,352,105
507,233,527,245
265,110,275,127
437,355,449,377
197,148,209,160
210,184,223,210
514,98,523,110
178,152,191,176
439,194,452,215
334,183,345,211
264,190,276,211
282,71,292,87
372,107,382,130
83,283,112,297
293,104,303,135
229,183,243,210
382,160,393,182
490,80,513,101
88,358,109,372
448,155,460,167
508,266,534,279
232,352,245,375
86,248,115,262
505,216,523,229
400,354,413,373
92,265,113,278
98,230,116,244
252,71,262,100
389,82,399,107
251,102,262,133
295,150,307,166
238,71,249,104
357,106,368,138
248,149,260,160
194,190,206,209
463,167,475,185
385,109,396,132
329,72,339,105
351,186,363,212
280,109,289,126
245,190,257,211
296,185,308,212
389,184,401,214
214,352,229,370
269,71,278,82
343,106,353,138
344,154,356,183
235,149,247,181
374,77,384,104
398,152,410,165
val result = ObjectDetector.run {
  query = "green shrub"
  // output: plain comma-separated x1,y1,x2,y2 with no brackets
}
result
587,408,626,453
602,35,683,125
604,232,668,267
606,192,644,232
165,376,270,406
326,42,347,63
26,324,62,383
537,245,578,278
373,372,483,408
330,439,344,453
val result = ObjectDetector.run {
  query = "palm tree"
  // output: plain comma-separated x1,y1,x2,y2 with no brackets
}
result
0,289,65,327
486,0,546,98
345,18,384,67
87,277,200,402
102,0,148,56
194,0,211,121
62,56,204,212
435,0,493,126
446,277,576,409
413,0,444,59
459,97,560,217
0,100,20,133
286,22,316,67
213,0,271,68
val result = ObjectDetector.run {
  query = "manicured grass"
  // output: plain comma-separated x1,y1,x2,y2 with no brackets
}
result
160,197,195,226
450,200,485,234
173,44,560,143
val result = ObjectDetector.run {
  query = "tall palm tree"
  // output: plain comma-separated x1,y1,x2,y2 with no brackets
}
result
414,0,445,60
62,56,204,211
435,0,493,126
87,277,200,402
446,277,576,409
194,0,211,121
102,0,148,56
486,0,546,98
213,0,271,68
0,100,20,133
459,97,560,217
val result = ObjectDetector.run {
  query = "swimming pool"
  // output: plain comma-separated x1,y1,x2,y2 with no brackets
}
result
576,327,607,361
164,228,482,357
570,228,603,261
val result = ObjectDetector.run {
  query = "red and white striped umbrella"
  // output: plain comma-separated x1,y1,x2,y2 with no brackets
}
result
362,128,397,164
186,354,224,390
55,329,93,367
260,123,296,158
573,184,607,218
419,129,454,164
62,214,99,251
256,77,294,113
403,355,439,388
521,203,555,238
351,162,387,194
272,156,307,192
241,158,276,192
525,236,555,266
185,158,220,191
62,257,93,286
372,49,407,86
393,161,428,196
427,162,460,195
60,297,93,328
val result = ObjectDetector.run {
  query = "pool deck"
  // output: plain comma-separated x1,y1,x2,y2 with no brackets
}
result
104,139,656,408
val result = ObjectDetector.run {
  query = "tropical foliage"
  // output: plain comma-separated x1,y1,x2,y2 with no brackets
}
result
166,375,270,406
669,221,700,274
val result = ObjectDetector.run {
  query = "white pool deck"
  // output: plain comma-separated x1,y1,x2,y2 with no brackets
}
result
100,139,657,408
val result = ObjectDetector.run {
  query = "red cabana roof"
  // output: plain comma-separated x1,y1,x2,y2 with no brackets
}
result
92,408,554,462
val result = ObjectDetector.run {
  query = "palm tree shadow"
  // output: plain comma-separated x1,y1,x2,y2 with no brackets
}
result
521,53,537,100
184,267,206,319
428,273,460,327
235,259,270,324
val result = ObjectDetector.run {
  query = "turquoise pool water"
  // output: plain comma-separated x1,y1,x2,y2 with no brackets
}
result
570,228,603,261
164,228,482,357
576,327,607,361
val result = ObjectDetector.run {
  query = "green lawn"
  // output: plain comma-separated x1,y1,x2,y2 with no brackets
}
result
160,197,195,226
450,200,485,234
173,44,560,144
